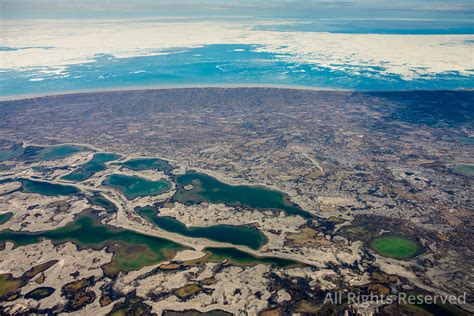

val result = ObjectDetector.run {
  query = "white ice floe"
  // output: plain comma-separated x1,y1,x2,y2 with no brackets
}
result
0,19,472,80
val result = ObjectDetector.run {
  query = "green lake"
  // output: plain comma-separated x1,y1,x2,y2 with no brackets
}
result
0,164,11,171
135,207,266,250
62,153,121,182
0,213,12,225
369,235,420,260
163,310,232,316
20,179,80,196
122,157,172,172
174,172,312,218
21,144,86,161
88,194,118,212
199,247,298,268
24,287,55,300
453,163,474,177
0,214,186,276
0,145,24,161
103,174,172,199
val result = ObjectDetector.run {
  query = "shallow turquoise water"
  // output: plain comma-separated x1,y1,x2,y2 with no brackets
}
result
0,215,186,275
88,194,118,212
1,44,472,97
20,179,80,196
122,157,172,172
0,145,85,162
0,145,23,161
0,178,80,196
0,213,12,225
135,206,266,250
175,172,312,218
22,145,85,161
62,152,121,181
453,163,474,177
103,174,172,199
203,247,297,268
255,19,474,35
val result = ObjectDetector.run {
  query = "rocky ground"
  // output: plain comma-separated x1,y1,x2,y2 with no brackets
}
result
0,88,472,315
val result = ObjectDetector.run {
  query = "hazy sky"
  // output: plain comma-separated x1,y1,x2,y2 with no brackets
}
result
2,0,473,20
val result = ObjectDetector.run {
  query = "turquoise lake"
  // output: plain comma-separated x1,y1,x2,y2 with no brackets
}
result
0,214,186,275
103,174,172,199
62,153,121,181
0,144,85,162
175,172,312,218
20,179,80,196
22,145,86,161
0,178,80,196
135,206,266,250
121,157,172,172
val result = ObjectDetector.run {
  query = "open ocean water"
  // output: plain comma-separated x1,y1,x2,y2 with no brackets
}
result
0,16,473,97
1,43,473,97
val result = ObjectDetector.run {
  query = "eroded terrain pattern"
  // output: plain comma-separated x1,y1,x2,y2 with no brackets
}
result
0,88,472,315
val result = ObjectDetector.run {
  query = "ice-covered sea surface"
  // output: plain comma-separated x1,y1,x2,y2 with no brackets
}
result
0,17,473,97
1,44,473,97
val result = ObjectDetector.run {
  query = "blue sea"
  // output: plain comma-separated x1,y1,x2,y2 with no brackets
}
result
255,19,474,35
1,13,473,98
1,43,473,98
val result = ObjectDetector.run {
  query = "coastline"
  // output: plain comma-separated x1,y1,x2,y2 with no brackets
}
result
1,84,472,102
0,83,351,102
